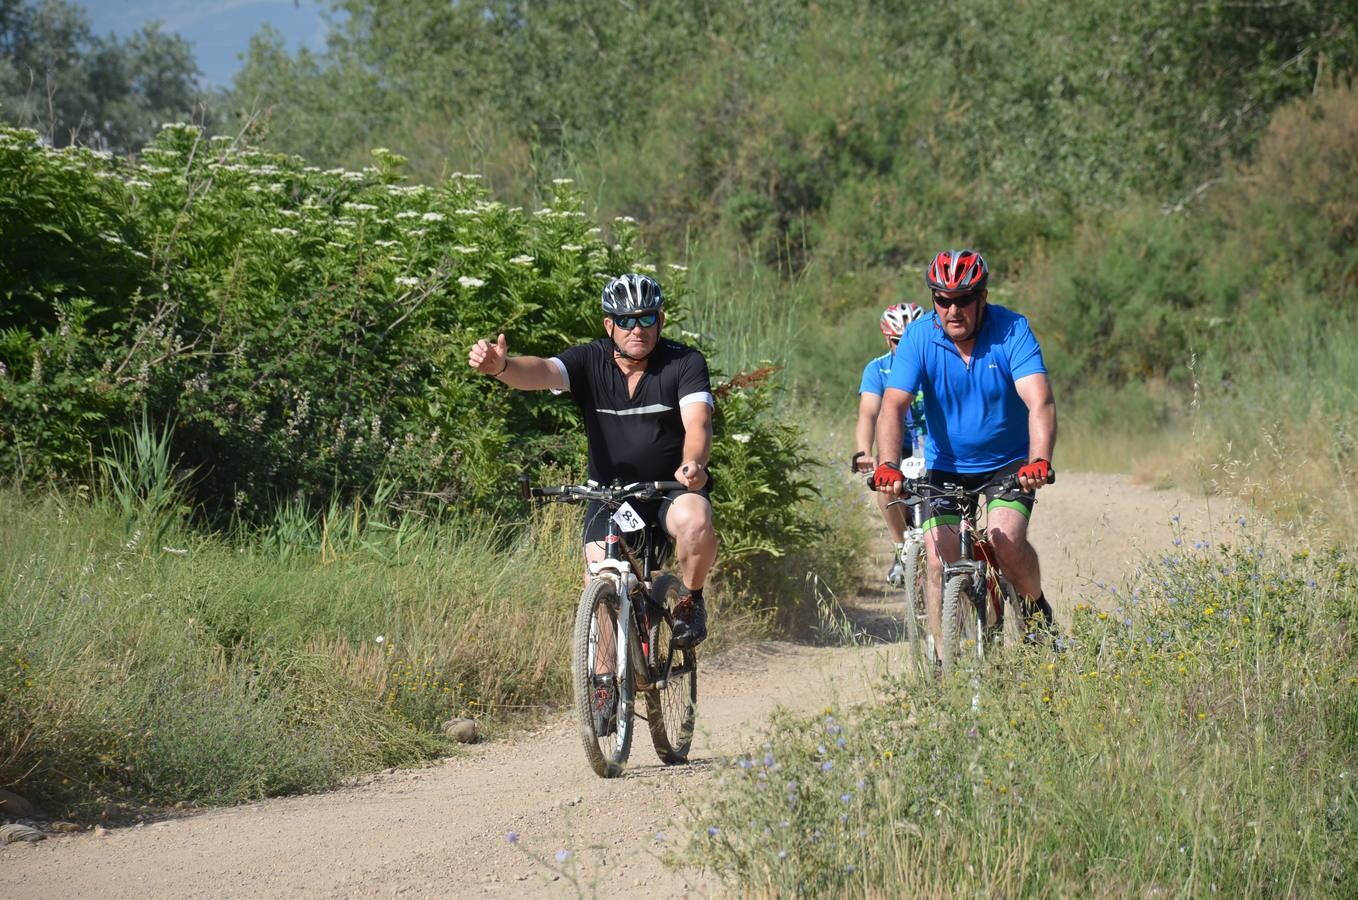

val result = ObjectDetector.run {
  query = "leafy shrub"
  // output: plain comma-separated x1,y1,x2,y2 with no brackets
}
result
687,538,1358,895
0,123,810,567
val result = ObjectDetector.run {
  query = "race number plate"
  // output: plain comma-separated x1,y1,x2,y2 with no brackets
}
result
902,456,926,478
611,501,646,533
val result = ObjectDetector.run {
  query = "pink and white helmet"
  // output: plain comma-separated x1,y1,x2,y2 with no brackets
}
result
880,302,924,338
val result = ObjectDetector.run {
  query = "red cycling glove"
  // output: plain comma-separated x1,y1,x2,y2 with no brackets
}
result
1018,458,1053,484
872,461,904,490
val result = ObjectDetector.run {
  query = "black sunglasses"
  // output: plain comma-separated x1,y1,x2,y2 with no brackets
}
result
610,312,659,330
932,291,982,309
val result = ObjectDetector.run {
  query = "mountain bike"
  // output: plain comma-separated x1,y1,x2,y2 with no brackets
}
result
888,472,1054,674
524,478,698,778
885,456,932,671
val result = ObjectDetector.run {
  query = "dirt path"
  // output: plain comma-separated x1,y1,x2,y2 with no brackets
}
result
1,473,1240,898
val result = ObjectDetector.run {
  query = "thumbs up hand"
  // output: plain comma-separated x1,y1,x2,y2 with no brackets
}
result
469,333,509,376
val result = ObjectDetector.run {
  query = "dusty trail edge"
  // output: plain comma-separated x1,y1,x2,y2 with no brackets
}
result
2,473,1245,898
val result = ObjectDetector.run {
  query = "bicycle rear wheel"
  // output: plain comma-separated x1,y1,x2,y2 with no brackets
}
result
998,577,1026,647
645,574,698,764
572,577,634,778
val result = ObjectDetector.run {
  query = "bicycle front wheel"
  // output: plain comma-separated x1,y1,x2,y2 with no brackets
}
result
645,574,698,764
940,574,984,674
900,538,931,671
572,577,634,778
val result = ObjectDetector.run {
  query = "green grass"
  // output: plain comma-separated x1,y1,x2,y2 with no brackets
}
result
0,488,590,816
685,539,1358,895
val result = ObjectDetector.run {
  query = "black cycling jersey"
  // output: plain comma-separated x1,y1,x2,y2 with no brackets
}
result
553,337,713,485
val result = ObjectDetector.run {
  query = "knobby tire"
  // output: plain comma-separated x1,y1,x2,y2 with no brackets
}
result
572,577,633,778
900,538,931,672
644,574,698,764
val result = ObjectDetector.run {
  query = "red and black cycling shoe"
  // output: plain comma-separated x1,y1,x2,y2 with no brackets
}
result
671,592,708,648
591,674,617,737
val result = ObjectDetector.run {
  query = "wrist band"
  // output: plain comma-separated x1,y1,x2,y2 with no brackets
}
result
492,358,509,377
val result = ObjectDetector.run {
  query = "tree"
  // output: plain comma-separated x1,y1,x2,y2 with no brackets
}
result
0,0,203,153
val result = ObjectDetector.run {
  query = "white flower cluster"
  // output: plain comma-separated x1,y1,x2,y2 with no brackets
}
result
458,276,486,289
395,276,420,287
509,255,534,266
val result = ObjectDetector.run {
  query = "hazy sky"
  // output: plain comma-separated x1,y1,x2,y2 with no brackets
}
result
81,0,334,88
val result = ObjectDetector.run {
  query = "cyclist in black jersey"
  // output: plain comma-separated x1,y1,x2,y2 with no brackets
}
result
468,274,717,648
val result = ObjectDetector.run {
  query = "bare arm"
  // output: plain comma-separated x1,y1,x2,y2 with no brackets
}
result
676,401,713,490
467,333,568,391
854,392,882,472
1014,372,1057,488
874,388,914,474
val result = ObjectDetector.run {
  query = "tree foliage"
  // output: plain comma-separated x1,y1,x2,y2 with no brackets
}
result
0,0,203,153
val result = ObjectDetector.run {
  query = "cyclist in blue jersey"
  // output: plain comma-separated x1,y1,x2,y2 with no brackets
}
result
872,250,1058,649
852,302,927,584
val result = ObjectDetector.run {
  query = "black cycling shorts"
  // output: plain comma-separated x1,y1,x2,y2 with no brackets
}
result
921,460,1034,531
582,483,713,547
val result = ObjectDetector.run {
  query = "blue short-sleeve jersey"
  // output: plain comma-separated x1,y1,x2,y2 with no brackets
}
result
860,351,925,439
886,304,1046,473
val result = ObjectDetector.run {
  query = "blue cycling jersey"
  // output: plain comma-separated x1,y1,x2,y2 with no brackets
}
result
860,350,926,445
885,304,1046,473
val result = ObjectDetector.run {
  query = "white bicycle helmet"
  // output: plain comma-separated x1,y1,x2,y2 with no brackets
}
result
880,302,924,338
601,273,664,316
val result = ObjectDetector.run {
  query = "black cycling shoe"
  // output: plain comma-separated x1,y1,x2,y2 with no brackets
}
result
1020,595,1061,648
671,595,708,648
591,675,617,737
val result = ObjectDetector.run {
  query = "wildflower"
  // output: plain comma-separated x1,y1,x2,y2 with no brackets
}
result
555,849,570,863
451,245,479,253
269,227,298,237
841,793,852,804
763,752,775,767
552,177,575,185
420,212,445,222
375,635,385,644
821,759,834,773
509,255,534,265
458,276,486,289
669,264,688,271
1203,606,1215,616
731,434,751,444
505,831,519,844
706,826,719,837
395,211,420,219
395,277,420,287
654,831,666,841
777,849,787,860
561,244,583,252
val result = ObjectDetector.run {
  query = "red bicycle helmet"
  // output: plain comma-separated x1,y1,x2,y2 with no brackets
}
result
925,249,989,293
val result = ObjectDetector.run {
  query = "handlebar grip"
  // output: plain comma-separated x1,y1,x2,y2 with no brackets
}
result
652,481,688,492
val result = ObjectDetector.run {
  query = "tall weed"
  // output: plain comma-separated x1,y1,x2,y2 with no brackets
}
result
686,539,1358,895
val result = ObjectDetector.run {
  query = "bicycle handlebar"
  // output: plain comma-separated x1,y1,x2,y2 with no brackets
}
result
522,479,689,504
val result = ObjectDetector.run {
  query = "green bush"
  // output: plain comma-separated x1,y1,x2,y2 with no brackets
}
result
686,539,1358,895
1,124,815,563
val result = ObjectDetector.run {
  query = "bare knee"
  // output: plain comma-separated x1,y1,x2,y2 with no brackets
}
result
666,498,715,548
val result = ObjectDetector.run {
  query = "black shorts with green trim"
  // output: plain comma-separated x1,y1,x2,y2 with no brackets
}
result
920,459,1034,531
